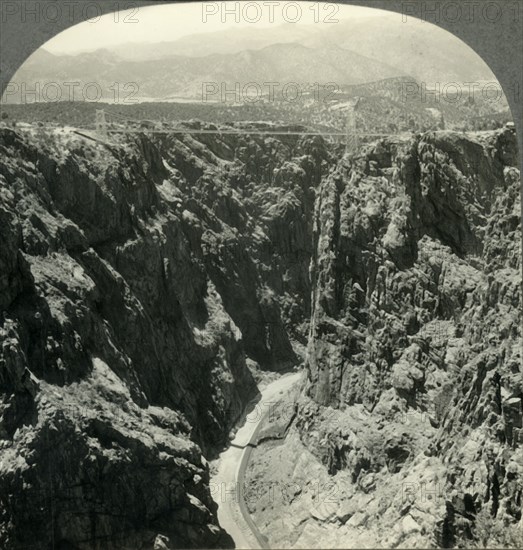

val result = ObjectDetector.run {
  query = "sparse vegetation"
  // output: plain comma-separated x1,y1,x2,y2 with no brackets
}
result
0,75,512,138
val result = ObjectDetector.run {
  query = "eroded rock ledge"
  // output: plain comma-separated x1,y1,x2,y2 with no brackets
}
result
0,125,330,548
297,129,521,547
0,125,520,548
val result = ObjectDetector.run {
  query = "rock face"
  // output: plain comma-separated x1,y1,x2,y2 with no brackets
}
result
300,128,522,546
0,123,520,548
0,126,329,548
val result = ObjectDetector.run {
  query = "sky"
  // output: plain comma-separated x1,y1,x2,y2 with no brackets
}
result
44,1,390,54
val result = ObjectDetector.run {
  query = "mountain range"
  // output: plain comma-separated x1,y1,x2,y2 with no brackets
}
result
62,15,495,84
5,14,496,103
11,42,405,101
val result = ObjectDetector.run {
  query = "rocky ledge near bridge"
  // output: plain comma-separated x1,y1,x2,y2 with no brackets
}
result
0,123,521,549
245,128,522,549
0,122,327,548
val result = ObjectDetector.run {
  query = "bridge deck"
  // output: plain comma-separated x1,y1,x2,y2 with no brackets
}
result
107,127,406,138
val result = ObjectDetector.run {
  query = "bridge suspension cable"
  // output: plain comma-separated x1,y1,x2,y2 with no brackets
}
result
92,104,395,150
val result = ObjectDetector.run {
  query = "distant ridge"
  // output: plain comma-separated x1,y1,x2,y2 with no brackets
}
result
10,43,407,101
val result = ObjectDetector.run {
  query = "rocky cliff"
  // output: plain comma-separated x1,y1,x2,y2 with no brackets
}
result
297,128,522,547
0,122,520,549
0,125,329,549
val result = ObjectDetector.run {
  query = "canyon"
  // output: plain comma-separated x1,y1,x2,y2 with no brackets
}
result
0,123,521,548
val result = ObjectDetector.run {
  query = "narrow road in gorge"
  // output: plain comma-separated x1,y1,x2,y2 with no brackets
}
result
211,372,302,549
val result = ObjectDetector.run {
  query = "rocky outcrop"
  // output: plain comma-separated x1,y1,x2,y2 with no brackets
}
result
0,125,329,548
300,128,521,547
1,122,519,548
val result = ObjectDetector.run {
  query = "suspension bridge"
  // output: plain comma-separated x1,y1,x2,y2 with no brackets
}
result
86,102,401,155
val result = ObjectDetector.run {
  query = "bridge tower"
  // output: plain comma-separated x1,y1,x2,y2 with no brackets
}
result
95,109,108,138
345,104,359,155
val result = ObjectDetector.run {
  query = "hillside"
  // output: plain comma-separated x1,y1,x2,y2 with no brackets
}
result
5,43,404,102
245,128,522,548
302,14,496,83
54,15,495,85
105,24,324,60
0,123,330,547
0,123,520,548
